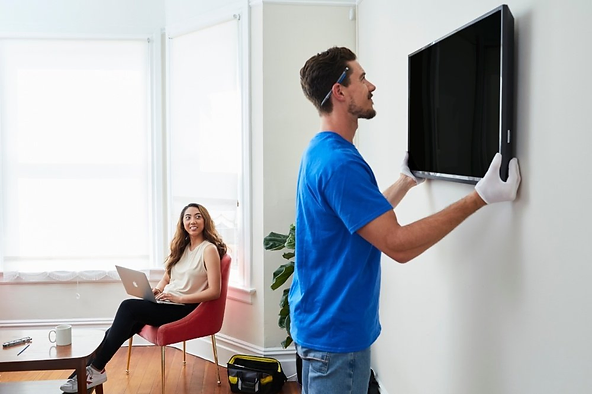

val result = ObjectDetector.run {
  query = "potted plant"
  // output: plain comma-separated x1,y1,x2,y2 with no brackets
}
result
264,224,301,382
264,224,295,347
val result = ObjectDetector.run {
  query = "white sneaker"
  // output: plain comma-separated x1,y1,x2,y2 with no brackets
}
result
60,366,107,393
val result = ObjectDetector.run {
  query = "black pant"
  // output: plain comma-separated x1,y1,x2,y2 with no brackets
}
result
91,299,198,370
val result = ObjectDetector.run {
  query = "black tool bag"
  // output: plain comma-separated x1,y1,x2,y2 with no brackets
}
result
227,354,287,394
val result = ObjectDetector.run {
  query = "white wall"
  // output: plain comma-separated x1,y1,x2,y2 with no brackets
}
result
164,0,239,25
357,0,592,393
0,0,164,35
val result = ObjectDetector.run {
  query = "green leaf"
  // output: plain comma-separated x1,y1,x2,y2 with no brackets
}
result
279,288,290,308
266,224,296,348
286,224,295,250
285,313,291,335
271,261,294,290
282,251,295,260
278,308,289,328
281,335,293,349
278,306,290,319
280,315,293,348
263,232,289,251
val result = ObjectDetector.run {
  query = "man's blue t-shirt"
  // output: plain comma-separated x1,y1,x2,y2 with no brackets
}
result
289,132,393,353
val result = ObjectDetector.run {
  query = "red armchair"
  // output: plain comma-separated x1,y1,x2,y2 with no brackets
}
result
125,254,231,393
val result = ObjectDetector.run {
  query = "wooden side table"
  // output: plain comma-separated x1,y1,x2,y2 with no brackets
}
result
0,328,105,394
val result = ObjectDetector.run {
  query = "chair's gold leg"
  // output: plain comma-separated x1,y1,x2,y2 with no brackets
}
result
211,334,221,385
183,341,186,366
125,337,133,375
161,346,166,394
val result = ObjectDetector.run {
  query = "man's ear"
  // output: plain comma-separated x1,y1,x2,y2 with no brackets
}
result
333,84,346,103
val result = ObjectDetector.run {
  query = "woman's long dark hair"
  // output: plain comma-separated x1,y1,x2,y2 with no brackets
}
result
164,203,227,276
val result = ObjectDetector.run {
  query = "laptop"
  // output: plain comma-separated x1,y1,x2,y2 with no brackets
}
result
115,265,184,305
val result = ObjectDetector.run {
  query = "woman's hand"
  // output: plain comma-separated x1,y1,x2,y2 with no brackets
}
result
154,272,170,296
155,291,181,303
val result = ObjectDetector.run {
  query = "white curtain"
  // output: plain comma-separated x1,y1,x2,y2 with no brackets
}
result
0,38,152,281
168,18,242,280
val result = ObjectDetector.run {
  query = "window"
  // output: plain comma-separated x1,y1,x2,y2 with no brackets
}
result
0,38,153,280
167,13,251,290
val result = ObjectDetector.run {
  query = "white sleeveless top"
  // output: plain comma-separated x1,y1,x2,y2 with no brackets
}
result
163,240,212,297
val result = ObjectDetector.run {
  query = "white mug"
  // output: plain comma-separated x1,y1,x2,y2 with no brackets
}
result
48,324,72,346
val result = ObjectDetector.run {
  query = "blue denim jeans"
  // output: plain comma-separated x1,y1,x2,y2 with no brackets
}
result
296,344,371,394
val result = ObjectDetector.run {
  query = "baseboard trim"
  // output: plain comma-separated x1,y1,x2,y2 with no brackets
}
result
0,318,114,329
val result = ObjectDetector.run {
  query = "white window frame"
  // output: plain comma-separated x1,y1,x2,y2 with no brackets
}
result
165,4,253,303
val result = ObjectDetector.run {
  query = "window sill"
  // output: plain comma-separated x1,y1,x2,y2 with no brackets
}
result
227,284,256,304
0,272,257,304
1,272,257,305
0,268,164,284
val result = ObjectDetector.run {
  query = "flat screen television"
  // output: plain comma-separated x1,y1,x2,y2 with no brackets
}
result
408,4,514,184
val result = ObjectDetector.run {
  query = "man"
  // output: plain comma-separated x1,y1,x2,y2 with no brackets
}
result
289,47,521,393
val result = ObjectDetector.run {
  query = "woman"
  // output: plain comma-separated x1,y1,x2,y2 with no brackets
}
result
60,203,227,393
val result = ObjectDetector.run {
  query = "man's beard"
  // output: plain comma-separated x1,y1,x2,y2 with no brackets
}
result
348,98,376,119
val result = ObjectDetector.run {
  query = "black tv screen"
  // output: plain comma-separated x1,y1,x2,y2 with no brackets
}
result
408,5,514,184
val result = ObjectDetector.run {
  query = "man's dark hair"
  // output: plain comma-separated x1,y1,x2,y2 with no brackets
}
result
300,47,356,114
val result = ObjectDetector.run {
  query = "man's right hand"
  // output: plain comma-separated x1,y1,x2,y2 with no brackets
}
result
475,153,521,204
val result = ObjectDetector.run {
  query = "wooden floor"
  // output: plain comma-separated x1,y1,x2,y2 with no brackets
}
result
0,346,301,394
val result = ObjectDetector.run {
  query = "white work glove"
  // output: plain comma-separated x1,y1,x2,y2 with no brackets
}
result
475,153,521,204
400,152,425,185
